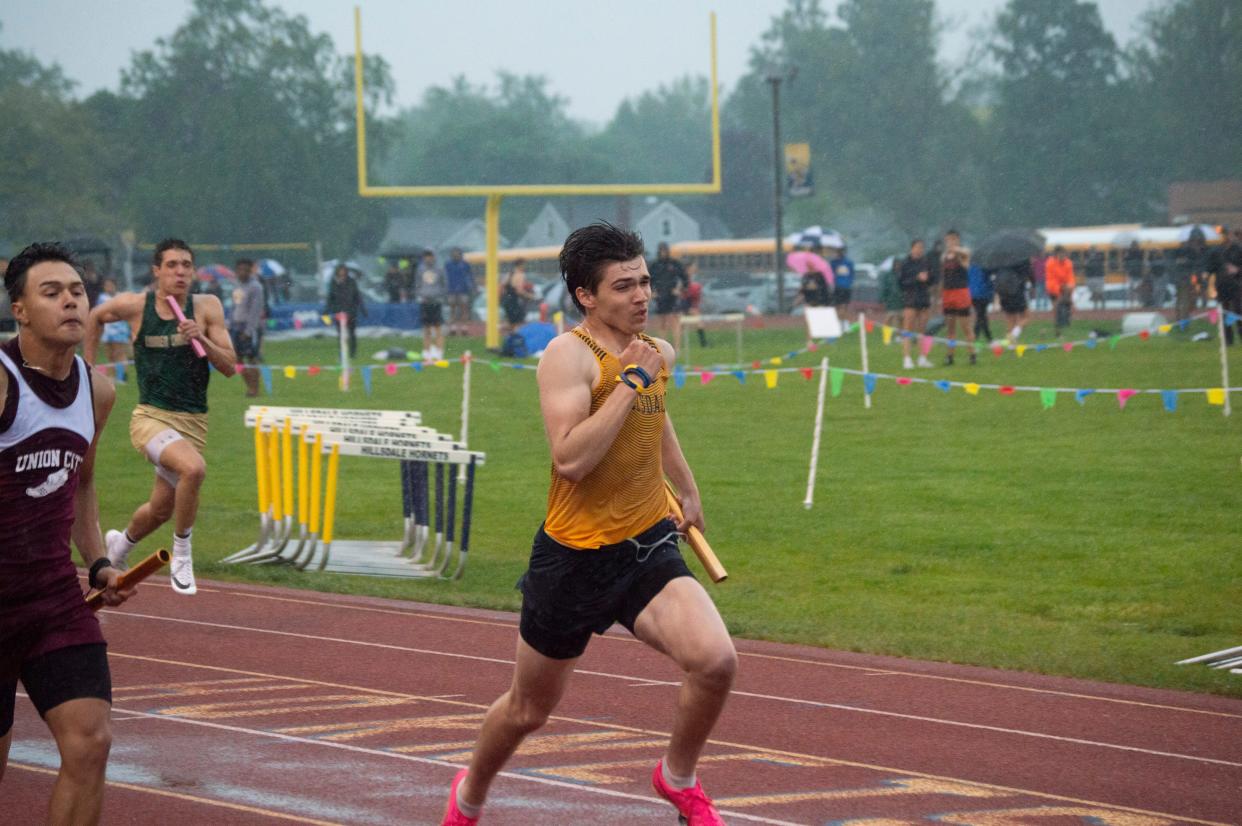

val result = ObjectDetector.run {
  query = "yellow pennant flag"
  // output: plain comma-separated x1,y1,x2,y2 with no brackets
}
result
764,369,778,388
1016,345,1027,358
283,365,297,379
434,359,450,368
1158,324,1172,334
1206,388,1226,405
964,383,980,396
882,326,894,345
769,356,782,366
321,315,332,326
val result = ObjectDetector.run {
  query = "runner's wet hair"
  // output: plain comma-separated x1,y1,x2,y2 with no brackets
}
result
152,238,194,267
5,242,82,303
560,222,645,313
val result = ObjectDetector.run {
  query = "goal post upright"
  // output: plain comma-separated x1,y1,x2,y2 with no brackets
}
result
353,7,722,349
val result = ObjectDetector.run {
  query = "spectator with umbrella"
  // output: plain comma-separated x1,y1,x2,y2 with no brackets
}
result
974,229,1044,343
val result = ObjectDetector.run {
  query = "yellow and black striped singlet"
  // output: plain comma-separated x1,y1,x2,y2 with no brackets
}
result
543,327,669,549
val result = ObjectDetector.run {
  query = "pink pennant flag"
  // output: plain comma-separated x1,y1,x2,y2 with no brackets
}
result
896,376,913,386
293,318,303,330
1117,388,1137,409
919,335,933,357
700,371,715,385
234,363,245,374
307,365,321,376
1062,342,1073,352
999,386,1015,395
751,360,762,370
385,363,398,376
1208,309,1220,325
865,320,875,333
800,367,813,380
992,344,1004,357
807,342,818,352
1139,329,1150,340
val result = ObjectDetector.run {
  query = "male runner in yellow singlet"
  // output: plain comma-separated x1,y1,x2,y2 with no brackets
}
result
86,239,236,596
441,223,735,825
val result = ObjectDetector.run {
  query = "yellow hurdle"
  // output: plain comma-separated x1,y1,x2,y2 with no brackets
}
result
319,443,341,570
267,424,283,523
254,416,269,519
297,424,309,528
282,418,294,526
309,432,323,537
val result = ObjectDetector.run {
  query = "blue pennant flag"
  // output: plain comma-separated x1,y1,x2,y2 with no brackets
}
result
1227,312,1241,326
864,373,877,395
732,370,746,384
673,366,686,389
935,380,951,392
1177,318,1190,331
1085,338,1097,349
1074,389,1094,405
361,365,373,395
947,339,957,349
115,362,126,383
1035,344,1048,352
1161,390,1178,412
410,361,423,372
260,366,273,395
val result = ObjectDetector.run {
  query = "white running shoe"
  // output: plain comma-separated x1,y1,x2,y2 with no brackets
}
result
105,529,131,571
902,356,915,370
917,356,933,368
170,554,197,596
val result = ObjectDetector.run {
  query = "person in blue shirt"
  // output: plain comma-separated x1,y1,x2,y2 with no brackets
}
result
829,245,855,317
968,261,994,343
444,247,477,337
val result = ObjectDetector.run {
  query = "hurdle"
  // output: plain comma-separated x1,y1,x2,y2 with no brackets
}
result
1177,645,1242,675
226,406,484,579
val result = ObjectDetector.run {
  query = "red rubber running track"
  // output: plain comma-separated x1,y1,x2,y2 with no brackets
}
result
6,575,1239,825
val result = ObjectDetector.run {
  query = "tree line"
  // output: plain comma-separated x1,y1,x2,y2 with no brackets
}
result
1,0,1238,262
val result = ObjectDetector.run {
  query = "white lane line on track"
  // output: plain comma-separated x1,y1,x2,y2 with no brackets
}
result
5,762,347,825
94,703,805,826
105,611,1242,769
103,655,1236,826
156,580,1242,720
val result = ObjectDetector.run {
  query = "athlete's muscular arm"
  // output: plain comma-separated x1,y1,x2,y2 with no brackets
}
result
84,291,144,365
653,338,704,535
73,373,132,605
538,333,662,482
182,294,237,377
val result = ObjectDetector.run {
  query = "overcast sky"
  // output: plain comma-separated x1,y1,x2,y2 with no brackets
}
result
3,0,1153,125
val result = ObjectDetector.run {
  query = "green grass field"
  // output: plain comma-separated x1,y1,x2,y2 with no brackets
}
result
92,314,1242,697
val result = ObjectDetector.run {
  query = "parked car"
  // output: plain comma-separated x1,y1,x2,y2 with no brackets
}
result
1071,281,1175,310
700,271,801,315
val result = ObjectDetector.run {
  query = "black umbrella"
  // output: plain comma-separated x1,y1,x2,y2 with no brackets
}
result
973,229,1046,270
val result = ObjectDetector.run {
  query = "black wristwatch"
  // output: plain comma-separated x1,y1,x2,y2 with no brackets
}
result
89,558,113,590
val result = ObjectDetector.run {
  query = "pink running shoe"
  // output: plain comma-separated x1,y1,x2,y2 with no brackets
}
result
441,768,479,825
651,760,725,825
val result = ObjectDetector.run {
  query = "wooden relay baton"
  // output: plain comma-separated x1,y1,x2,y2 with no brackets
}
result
86,548,171,612
664,481,728,583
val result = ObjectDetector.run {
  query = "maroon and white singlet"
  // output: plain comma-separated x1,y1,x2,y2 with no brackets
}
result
0,337,103,672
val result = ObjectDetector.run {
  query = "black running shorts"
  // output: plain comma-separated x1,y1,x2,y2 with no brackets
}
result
517,519,694,660
1,643,111,737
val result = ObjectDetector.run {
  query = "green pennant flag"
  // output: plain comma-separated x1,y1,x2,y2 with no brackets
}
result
1108,335,1120,350
830,368,844,397
1040,388,1057,410
488,360,501,372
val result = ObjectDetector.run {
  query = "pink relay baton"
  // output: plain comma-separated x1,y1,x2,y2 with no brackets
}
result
166,295,207,357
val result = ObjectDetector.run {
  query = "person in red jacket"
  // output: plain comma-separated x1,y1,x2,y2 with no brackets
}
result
1045,246,1076,337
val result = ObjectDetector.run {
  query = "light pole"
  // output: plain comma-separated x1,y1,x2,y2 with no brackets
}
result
765,65,796,313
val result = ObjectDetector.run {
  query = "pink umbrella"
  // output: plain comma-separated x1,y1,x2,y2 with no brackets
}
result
786,251,834,286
